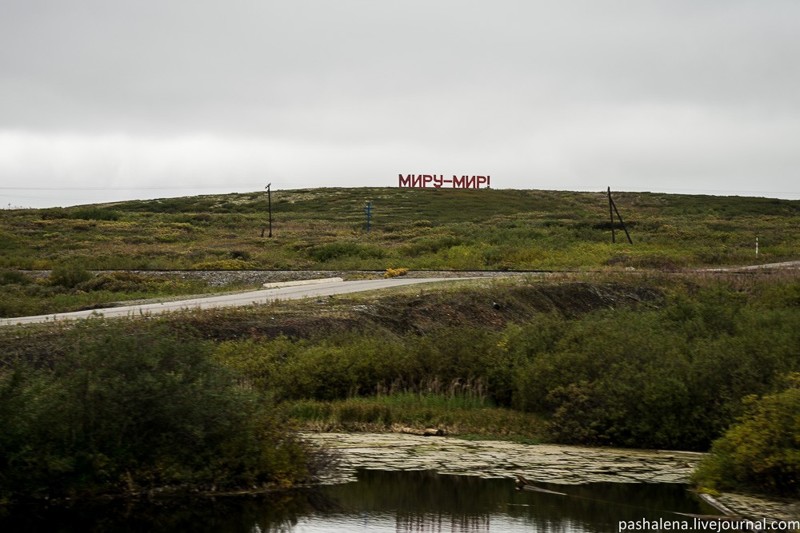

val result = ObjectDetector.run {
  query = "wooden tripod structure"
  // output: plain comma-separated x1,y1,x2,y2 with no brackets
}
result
607,187,632,244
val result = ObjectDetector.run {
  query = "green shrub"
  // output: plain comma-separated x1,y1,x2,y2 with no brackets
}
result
510,310,697,448
70,207,121,221
308,242,385,262
509,294,800,450
77,271,150,292
39,208,70,220
191,258,258,270
212,328,498,404
402,235,462,257
229,249,251,261
49,263,92,288
384,267,409,278
692,374,800,496
0,322,313,501
0,270,32,286
213,337,299,394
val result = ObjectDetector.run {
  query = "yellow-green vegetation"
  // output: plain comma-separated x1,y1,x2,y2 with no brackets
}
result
1,188,798,272
383,267,409,278
692,374,800,497
2,187,798,318
283,393,543,442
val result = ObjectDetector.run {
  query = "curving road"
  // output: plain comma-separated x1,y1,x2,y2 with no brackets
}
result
5,260,797,327
0,277,475,327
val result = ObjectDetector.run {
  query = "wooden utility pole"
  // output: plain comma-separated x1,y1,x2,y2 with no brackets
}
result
261,183,273,238
607,187,632,244
608,187,616,243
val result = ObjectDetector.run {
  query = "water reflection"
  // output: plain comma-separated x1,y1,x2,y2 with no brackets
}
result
0,470,719,532
299,470,718,533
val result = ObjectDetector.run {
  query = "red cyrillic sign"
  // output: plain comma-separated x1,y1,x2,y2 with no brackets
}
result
398,174,491,189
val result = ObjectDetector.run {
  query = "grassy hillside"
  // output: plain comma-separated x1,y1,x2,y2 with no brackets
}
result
2,188,798,500
1,187,798,271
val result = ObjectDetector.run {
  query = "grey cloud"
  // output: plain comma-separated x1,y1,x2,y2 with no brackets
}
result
1,0,799,205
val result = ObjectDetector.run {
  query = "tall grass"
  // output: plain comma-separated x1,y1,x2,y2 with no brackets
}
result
284,392,544,441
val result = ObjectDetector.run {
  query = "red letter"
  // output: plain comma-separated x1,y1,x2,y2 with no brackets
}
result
453,175,466,188
399,174,413,187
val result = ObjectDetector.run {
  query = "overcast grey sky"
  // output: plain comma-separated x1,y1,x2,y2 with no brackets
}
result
1,0,799,207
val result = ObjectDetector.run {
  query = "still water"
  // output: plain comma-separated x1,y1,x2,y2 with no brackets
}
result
1,470,720,532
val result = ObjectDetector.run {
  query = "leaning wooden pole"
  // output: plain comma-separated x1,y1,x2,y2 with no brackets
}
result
608,187,616,243
608,188,633,244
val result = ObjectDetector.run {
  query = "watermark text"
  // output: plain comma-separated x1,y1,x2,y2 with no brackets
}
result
619,518,799,531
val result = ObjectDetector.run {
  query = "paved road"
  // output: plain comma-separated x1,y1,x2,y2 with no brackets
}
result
701,260,800,272
0,277,473,327
5,260,797,327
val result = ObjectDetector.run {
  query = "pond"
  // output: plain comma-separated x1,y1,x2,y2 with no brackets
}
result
1,469,720,532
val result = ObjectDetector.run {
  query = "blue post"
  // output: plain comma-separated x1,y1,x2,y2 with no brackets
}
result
364,201,372,232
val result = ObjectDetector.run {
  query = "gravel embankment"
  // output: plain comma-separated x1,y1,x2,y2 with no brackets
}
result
23,269,532,287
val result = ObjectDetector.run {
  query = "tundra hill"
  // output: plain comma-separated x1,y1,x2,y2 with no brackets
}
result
1,187,798,272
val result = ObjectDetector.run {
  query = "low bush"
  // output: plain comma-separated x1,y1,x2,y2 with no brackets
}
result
402,235,462,257
0,270,32,286
229,250,251,261
308,242,385,262
77,271,150,292
384,267,409,278
70,207,121,221
191,258,258,270
692,374,800,496
0,322,314,501
213,328,498,403
49,263,92,288
509,298,800,449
